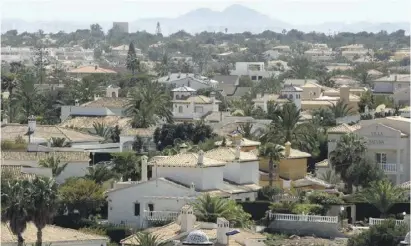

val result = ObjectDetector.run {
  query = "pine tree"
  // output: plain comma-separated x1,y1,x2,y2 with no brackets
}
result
126,42,139,75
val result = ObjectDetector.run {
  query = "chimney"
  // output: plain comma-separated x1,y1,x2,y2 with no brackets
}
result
180,205,196,232
75,99,79,106
217,217,230,245
197,150,204,165
141,155,148,182
339,85,350,103
190,182,196,196
235,146,241,160
285,141,291,157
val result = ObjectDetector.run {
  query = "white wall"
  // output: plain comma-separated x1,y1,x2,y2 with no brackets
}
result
224,161,259,184
2,240,107,246
107,180,192,227
60,106,123,121
155,166,224,191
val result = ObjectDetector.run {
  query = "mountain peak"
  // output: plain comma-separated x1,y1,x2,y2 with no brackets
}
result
223,4,259,14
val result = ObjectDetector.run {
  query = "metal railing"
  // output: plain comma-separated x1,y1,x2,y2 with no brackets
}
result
269,212,338,223
369,218,406,226
143,210,180,221
380,163,402,173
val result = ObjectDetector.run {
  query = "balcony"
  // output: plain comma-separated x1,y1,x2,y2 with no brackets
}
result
143,210,179,221
380,163,403,173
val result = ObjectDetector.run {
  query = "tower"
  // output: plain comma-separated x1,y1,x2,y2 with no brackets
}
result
156,22,162,36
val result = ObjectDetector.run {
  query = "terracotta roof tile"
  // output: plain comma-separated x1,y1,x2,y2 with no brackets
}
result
214,138,261,147
327,123,361,133
1,151,90,162
81,97,129,108
1,223,108,244
1,124,103,142
204,147,259,162
68,66,117,74
148,152,226,167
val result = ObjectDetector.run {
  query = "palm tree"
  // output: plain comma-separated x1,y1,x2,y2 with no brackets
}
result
320,169,341,185
317,74,336,88
329,133,367,193
125,81,173,128
89,122,111,141
129,232,165,246
239,122,254,139
38,156,68,177
259,143,284,186
12,71,39,120
288,56,312,79
29,177,58,246
50,137,71,147
328,100,354,118
261,103,314,148
191,194,252,228
1,179,32,246
356,179,406,218
161,145,179,156
85,165,118,184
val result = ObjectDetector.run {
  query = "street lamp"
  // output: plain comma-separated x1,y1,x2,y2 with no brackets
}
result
340,206,345,228
27,115,36,143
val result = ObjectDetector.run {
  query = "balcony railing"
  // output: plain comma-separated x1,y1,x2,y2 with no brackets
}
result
143,210,180,221
268,212,338,224
380,163,403,173
369,218,405,226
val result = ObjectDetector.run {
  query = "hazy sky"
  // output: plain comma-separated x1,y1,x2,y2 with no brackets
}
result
1,0,410,25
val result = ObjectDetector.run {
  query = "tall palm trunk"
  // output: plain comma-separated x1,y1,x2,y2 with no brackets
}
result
268,157,273,187
17,234,24,246
36,229,42,246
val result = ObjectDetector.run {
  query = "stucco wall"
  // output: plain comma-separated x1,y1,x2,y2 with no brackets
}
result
268,220,345,238
155,166,224,191
259,157,307,180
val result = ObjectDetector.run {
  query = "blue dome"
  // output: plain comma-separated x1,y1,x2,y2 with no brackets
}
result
183,230,213,245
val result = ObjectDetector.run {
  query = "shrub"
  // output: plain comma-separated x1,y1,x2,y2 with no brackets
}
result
307,191,344,212
1,140,28,150
291,203,326,215
347,219,408,246
269,201,295,214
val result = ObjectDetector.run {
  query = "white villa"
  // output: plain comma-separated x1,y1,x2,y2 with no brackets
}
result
172,86,220,121
230,62,278,81
252,84,303,112
327,116,411,185
106,147,261,229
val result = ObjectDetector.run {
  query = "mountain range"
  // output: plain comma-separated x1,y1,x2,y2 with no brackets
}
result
1,4,409,35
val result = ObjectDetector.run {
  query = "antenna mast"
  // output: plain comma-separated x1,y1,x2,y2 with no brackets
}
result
156,22,162,36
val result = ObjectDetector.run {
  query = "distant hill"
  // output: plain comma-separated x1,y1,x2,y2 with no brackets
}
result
1,4,409,35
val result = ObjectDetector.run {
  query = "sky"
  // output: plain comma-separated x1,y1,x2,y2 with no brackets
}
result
1,0,410,25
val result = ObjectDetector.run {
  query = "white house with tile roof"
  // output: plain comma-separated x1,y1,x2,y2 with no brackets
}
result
172,87,220,121
60,85,128,121
327,116,411,185
1,151,91,184
157,73,218,90
120,205,266,246
106,150,260,229
1,222,109,246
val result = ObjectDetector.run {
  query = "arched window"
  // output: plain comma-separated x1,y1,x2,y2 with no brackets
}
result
178,106,183,113
176,95,180,100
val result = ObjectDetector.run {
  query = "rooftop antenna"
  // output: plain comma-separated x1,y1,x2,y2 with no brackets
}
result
156,22,162,36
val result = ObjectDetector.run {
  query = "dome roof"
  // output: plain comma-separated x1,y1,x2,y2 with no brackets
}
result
183,230,213,245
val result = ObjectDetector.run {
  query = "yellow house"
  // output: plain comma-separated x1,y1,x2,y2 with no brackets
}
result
253,142,312,188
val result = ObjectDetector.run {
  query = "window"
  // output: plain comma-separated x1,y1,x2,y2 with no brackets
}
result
112,92,117,98
375,153,387,164
134,203,140,216
251,76,257,81
258,76,263,80
245,198,250,201
194,106,204,113
176,95,180,100
178,106,183,113
148,203,154,217
289,94,293,99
